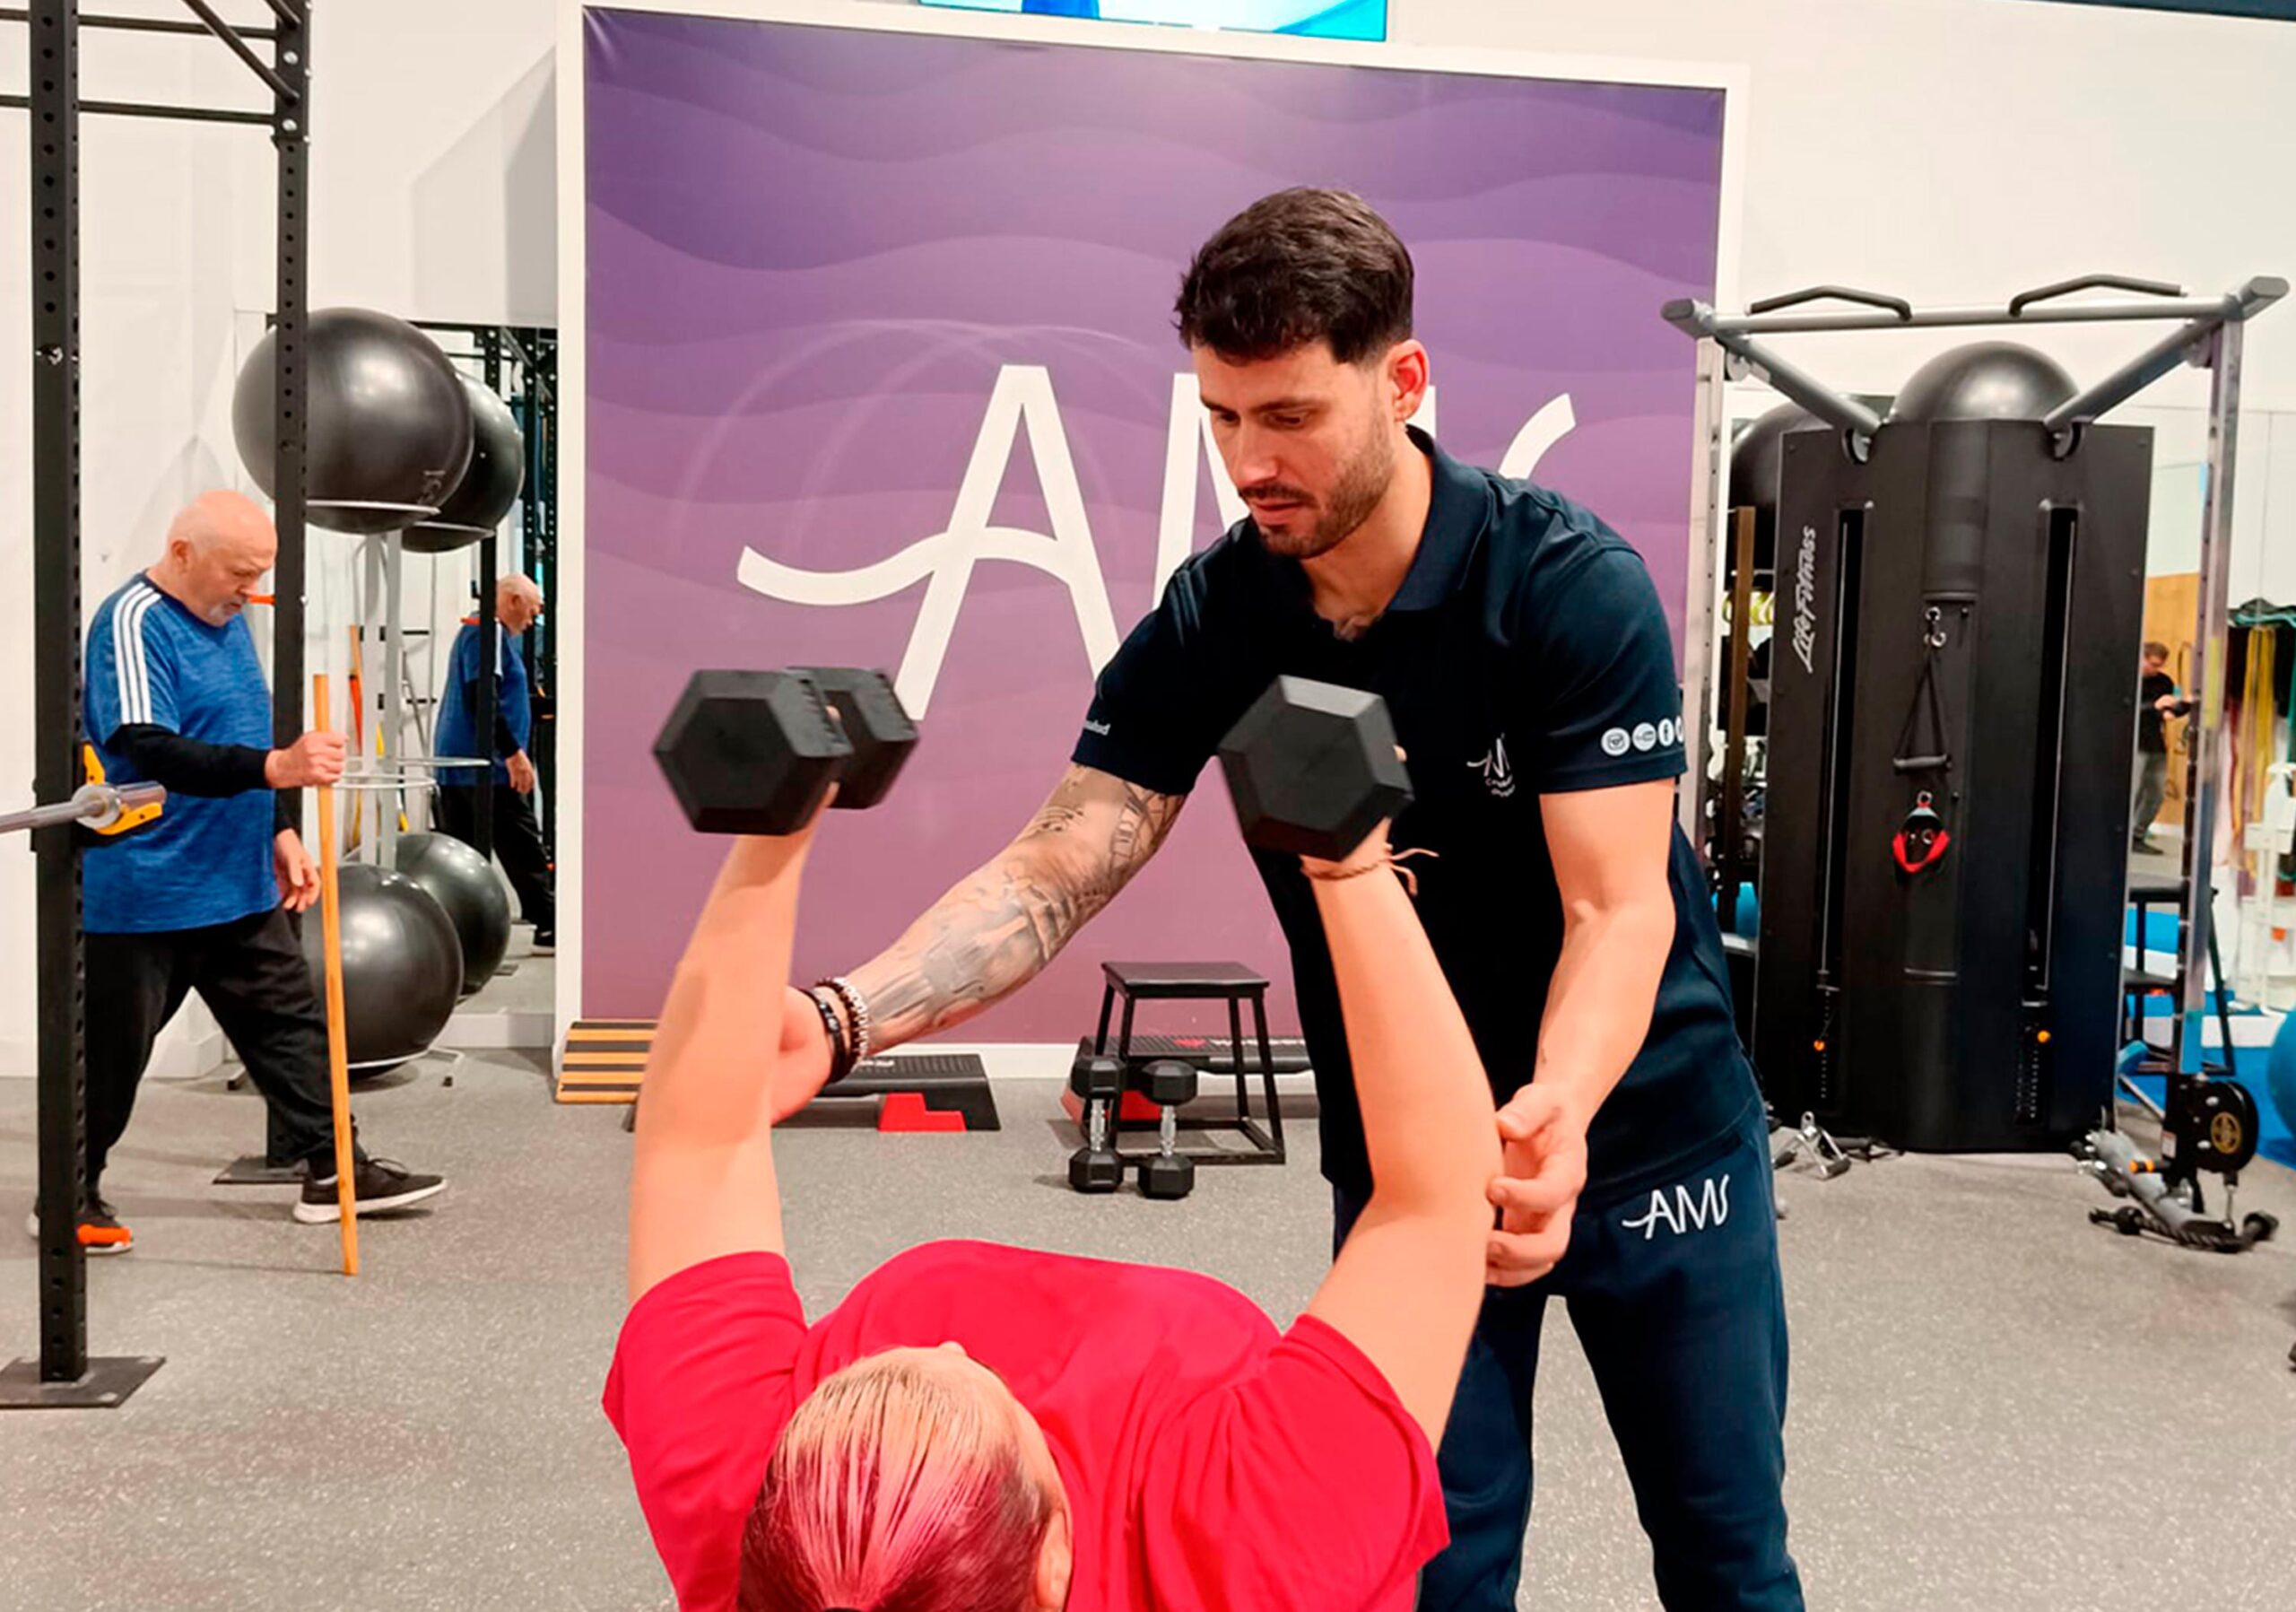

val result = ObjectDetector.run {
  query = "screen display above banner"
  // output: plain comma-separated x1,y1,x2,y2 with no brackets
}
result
919,0,1388,40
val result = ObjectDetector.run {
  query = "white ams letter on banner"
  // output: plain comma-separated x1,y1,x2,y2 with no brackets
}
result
737,364,1119,718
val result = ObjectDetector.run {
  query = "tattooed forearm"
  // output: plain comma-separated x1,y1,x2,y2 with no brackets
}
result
848,766,1185,1049
1022,768,1185,908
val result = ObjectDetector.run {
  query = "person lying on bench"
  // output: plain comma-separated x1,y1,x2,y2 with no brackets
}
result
605,798,1575,1611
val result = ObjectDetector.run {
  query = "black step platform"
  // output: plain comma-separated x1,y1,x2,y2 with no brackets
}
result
554,1020,998,1133
1101,1031,1312,1075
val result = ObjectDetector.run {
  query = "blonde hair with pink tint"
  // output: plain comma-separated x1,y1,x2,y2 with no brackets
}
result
739,1355,1052,1612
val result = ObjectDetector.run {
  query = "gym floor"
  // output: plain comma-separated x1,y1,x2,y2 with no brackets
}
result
3,1025,2293,1611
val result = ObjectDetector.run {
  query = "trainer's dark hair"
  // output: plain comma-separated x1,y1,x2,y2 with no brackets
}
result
1175,188,1413,366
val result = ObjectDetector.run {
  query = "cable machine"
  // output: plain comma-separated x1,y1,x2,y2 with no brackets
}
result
1669,274,2285,1247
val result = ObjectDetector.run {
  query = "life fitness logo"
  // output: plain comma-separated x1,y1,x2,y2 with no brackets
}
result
734,365,1578,717
1791,524,1819,675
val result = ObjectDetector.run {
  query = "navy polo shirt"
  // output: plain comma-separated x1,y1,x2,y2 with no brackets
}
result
1074,431,1758,1205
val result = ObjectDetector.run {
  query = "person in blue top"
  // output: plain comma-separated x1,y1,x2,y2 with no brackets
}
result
432,573,554,952
57,491,448,1254
784,191,1802,1610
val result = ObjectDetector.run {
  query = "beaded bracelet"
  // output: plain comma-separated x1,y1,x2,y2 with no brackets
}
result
804,986,855,1085
816,975,874,1067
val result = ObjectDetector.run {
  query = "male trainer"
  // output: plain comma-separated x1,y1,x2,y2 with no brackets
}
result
57,492,448,1252
792,190,1799,1610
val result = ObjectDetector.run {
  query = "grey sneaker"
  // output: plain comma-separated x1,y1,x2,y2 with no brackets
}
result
294,1157,447,1224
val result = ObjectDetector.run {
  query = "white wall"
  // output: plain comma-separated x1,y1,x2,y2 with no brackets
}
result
0,2,554,1076
1401,0,2296,413
5,0,2294,1072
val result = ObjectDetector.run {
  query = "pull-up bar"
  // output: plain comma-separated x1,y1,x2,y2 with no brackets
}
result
0,91,271,124
0,5,275,37
0,2,301,122
1663,274,2288,460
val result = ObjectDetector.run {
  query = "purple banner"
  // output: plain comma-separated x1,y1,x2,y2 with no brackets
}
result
582,7,1725,1031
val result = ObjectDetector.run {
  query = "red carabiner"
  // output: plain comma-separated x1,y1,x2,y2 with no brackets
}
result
1892,825,1952,876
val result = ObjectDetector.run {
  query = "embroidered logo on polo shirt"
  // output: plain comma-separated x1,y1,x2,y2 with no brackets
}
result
1083,719,1111,736
1601,728,1631,757
1631,722,1657,752
1467,735,1516,798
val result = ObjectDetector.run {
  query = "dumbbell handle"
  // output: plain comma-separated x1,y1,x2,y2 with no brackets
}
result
1160,1103,1178,1158
1087,1099,1109,1154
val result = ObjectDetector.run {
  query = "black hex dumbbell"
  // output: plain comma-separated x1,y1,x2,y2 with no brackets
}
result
653,667,918,834
1218,676,1412,861
794,666,920,808
1137,1059,1197,1201
1066,1052,1125,1194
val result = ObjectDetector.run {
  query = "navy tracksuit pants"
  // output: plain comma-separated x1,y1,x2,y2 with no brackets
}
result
1335,1108,1804,1610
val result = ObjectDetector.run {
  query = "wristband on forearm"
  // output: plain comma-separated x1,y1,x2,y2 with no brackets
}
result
815,976,873,1068
1303,845,1439,896
804,987,855,1085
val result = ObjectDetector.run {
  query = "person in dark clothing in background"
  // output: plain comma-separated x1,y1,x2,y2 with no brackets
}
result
53,491,448,1253
2135,640,2192,850
433,572,554,952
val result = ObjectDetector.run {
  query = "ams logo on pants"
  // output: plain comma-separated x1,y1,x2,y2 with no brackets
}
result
1621,1172,1731,1240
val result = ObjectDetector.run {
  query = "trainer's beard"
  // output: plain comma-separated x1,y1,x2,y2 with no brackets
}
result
1254,427,1396,562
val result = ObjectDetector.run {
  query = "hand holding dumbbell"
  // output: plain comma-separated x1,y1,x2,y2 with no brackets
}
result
1217,675,1413,871
651,666,919,1112
652,666,918,836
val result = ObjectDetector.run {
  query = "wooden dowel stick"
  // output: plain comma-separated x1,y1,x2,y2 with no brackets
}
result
313,673,360,1276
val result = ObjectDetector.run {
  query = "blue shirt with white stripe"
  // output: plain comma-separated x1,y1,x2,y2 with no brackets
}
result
83,576,278,934
432,619,531,789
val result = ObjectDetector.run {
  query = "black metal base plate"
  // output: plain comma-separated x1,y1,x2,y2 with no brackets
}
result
213,1156,303,1186
0,1354,164,1410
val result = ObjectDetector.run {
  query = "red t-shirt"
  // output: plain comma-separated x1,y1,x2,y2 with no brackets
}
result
604,1240,1447,1611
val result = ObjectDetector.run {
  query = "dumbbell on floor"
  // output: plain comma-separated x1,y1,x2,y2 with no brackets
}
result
1138,1059,1197,1201
653,667,918,833
1067,1053,1126,1193
1218,675,1412,860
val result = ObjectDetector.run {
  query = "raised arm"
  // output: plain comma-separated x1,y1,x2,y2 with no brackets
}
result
627,826,815,1303
1299,830,1511,1446
829,762,1185,1052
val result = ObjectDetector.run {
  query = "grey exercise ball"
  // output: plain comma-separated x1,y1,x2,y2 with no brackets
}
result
1887,342,2078,424
1728,403,1818,522
392,832,511,997
233,308,474,535
300,863,463,1076
403,376,527,555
